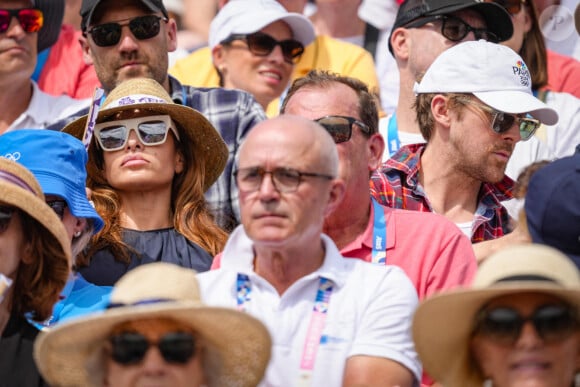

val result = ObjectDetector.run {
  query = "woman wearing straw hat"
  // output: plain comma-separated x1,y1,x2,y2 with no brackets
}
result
413,244,580,387
0,129,111,328
0,158,71,384
34,262,271,387
63,77,229,286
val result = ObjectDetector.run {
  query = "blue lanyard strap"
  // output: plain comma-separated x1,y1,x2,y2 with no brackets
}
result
387,112,401,156
371,198,387,264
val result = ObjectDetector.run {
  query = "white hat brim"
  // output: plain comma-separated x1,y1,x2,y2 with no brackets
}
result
474,90,559,126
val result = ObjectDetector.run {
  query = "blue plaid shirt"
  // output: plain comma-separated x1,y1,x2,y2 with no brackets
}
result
51,76,266,231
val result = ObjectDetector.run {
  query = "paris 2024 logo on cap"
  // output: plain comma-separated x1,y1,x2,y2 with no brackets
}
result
512,60,531,88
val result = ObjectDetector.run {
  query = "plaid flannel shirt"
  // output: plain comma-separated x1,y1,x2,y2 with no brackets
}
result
53,76,266,231
370,144,514,243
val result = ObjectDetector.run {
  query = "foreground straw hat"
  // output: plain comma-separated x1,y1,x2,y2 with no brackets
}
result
63,78,228,191
0,157,71,267
34,262,271,387
412,244,580,387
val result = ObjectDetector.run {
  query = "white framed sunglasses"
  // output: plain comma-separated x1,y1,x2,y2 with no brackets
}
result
94,115,180,152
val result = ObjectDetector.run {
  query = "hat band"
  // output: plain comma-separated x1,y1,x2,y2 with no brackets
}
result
495,274,557,283
0,170,35,193
107,298,173,309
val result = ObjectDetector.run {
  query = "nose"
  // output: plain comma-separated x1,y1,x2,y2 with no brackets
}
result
257,172,280,200
5,16,26,39
515,321,543,349
117,26,140,52
267,44,286,64
125,128,142,149
501,120,522,143
139,347,167,375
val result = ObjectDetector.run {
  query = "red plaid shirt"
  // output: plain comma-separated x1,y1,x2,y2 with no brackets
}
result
370,144,514,243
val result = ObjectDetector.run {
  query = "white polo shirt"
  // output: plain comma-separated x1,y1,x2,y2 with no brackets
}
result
198,227,421,387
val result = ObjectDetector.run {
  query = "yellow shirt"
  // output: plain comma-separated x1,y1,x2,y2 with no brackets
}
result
170,35,379,117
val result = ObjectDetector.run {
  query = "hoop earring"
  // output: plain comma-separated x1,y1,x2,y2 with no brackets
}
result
74,231,82,238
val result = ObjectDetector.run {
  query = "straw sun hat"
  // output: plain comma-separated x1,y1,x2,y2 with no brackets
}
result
34,262,272,387
62,78,228,191
412,244,580,387
0,157,71,268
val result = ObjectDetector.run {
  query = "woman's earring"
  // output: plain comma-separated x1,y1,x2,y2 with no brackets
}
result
74,231,82,238
483,380,493,387
575,373,580,387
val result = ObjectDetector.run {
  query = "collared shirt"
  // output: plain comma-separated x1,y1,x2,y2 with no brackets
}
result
6,81,89,132
199,226,421,386
50,76,266,231
370,143,514,243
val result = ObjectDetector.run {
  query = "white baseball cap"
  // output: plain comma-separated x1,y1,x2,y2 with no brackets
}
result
209,0,315,50
414,40,559,126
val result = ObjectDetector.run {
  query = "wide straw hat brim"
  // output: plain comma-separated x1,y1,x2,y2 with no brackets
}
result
34,302,271,387
414,244,580,386
0,158,71,266
62,79,228,192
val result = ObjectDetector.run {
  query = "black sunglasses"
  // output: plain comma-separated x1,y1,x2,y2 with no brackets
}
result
221,32,305,64
0,206,14,234
0,8,43,33
405,14,500,43
86,15,167,47
109,331,196,365
46,200,67,220
474,304,579,345
314,115,371,144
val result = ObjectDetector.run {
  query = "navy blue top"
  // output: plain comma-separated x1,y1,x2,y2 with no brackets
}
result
79,228,213,286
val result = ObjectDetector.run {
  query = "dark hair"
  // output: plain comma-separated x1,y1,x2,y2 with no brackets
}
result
281,70,379,136
518,0,548,89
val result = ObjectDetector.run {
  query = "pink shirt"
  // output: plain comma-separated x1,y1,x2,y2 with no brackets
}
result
212,203,477,301
545,49,580,99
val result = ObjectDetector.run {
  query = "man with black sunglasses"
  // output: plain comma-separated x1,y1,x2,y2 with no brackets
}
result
371,40,558,261
279,70,477,301
0,0,89,134
53,0,267,232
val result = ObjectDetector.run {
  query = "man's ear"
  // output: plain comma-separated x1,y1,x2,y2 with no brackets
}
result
390,27,410,61
367,133,386,170
79,35,94,66
324,179,346,217
165,17,178,53
431,94,452,129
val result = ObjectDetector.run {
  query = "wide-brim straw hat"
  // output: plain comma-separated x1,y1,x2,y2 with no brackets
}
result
0,157,71,268
412,244,580,387
62,78,228,192
34,262,271,387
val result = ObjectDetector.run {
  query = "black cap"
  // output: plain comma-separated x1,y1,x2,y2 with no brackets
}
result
35,0,65,52
80,0,168,31
387,0,513,55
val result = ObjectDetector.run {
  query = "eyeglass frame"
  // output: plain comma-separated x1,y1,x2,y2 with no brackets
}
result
0,206,14,234
234,166,335,193
220,31,305,64
84,14,168,47
314,115,372,144
0,8,44,34
46,199,68,220
456,96,541,141
403,14,500,43
94,115,181,152
108,331,196,365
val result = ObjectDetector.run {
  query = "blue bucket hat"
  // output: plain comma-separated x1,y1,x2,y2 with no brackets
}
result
0,130,104,232
526,153,580,268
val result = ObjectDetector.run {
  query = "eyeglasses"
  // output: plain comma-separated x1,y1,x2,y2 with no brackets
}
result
235,167,334,193
0,206,14,234
109,331,196,365
46,200,67,220
474,304,579,345
314,115,371,144
459,98,541,141
488,0,526,15
0,8,43,33
221,32,305,64
405,14,500,43
86,15,167,47
94,115,180,152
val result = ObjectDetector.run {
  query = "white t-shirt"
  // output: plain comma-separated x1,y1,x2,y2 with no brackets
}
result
198,227,421,387
6,81,89,132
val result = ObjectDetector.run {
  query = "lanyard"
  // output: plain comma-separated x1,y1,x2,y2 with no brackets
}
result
236,273,334,386
387,112,401,156
371,198,387,265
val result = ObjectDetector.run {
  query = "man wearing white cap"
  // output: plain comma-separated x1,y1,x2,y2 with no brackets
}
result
371,40,558,260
